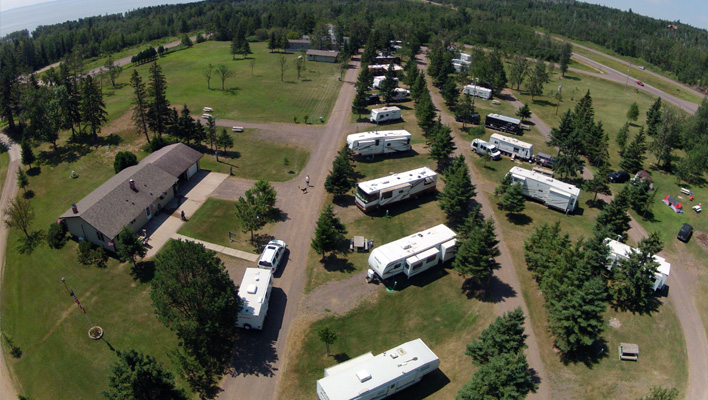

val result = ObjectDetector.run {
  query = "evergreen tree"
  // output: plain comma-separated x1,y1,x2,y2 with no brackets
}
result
16,167,28,195
311,205,347,259
217,128,234,155
403,56,419,86
594,185,632,238
428,124,456,170
415,95,437,135
553,153,584,180
147,62,170,136
548,109,575,153
441,75,459,107
230,36,240,60
559,42,572,77
115,226,147,266
499,184,526,214
324,146,357,197
103,349,188,400
627,102,639,123
465,308,527,366
609,232,663,313
379,63,398,105
584,163,612,202
438,155,476,226
129,70,151,144
411,71,427,103
80,75,108,141
646,97,662,137
620,126,647,173
628,178,653,215
355,65,374,92
351,88,368,119
456,352,537,400
452,219,500,284
267,31,277,53
240,40,251,59
516,104,531,122
20,141,35,169
114,151,138,173
523,221,570,282
487,50,507,94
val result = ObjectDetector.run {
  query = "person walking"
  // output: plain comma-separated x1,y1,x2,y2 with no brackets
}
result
306,175,310,187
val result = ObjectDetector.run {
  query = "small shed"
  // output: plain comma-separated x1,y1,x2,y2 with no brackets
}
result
619,343,639,361
634,170,654,190
662,195,684,213
285,39,311,53
306,49,339,63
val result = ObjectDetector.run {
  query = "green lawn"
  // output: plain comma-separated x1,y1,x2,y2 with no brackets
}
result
0,151,9,195
198,129,310,182
102,41,343,124
282,269,496,399
1,135,187,399
177,197,277,253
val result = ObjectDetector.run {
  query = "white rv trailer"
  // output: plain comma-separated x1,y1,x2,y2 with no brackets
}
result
489,133,534,161
355,167,437,212
604,239,670,291
236,268,273,330
347,130,412,156
368,224,456,279
390,88,410,101
462,84,492,100
369,106,402,124
452,59,471,72
372,76,399,89
507,166,581,213
459,52,471,62
316,338,440,400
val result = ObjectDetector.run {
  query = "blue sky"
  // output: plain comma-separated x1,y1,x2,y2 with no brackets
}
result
584,0,708,30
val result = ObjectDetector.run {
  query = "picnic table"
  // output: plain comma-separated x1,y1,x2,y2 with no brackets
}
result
351,236,371,252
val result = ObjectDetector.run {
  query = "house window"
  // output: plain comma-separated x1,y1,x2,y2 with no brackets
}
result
96,231,105,241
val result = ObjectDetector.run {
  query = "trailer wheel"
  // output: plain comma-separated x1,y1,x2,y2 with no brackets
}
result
244,324,252,330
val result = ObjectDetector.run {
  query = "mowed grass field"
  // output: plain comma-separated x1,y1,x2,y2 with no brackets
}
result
281,268,496,400
102,40,343,123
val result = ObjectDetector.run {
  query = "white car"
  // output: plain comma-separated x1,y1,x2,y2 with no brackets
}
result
258,240,287,272
232,126,244,132
203,107,213,113
201,114,212,120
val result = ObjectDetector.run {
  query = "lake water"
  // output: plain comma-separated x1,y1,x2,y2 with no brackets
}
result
0,0,199,37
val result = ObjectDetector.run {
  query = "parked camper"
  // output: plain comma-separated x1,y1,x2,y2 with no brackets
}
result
485,113,522,135
470,139,501,160
232,126,244,132
507,166,581,212
489,133,534,161
368,224,456,279
452,59,471,72
203,107,213,113
372,76,399,89
201,114,213,120
370,107,402,124
390,88,410,102
347,130,412,156
605,239,670,291
316,338,440,400
355,167,436,212
459,52,471,62
462,85,492,100
236,268,273,330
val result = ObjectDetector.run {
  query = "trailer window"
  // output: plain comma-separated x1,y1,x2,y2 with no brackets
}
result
426,254,437,263
382,191,393,199
375,140,380,146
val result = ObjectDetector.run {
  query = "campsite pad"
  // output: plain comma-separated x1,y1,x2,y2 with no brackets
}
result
695,232,708,252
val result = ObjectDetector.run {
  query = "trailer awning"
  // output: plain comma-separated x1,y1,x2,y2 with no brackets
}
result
381,183,410,193
406,247,440,266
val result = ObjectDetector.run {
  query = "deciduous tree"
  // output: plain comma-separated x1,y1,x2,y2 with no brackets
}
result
115,226,147,266
317,326,338,356
104,350,188,400
215,64,234,91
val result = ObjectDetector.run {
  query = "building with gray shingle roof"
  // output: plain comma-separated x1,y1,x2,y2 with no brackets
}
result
306,49,339,63
60,143,202,250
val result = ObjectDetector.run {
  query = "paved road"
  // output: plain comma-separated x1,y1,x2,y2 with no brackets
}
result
216,58,360,400
418,50,551,399
0,134,21,399
502,89,708,400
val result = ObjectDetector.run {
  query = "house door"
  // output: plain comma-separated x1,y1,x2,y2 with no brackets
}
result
145,206,152,220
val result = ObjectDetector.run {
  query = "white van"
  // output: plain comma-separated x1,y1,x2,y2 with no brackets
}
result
471,139,501,160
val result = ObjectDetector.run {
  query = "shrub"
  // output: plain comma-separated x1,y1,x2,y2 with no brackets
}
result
77,240,108,268
146,135,172,153
114,151,138,173
47,221,68,249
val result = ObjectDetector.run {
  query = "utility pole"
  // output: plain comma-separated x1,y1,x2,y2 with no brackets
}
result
624,63,631,91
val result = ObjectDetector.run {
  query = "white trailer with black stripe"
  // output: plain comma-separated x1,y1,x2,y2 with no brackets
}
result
347,130,412,156
507,166,580,213
368,224,457,280
355,167,437,212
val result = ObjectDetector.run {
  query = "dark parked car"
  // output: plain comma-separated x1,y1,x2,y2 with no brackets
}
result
366,94,380,105
609,170,630,183
535,152,557,168
677,223,693,242
455,112,481,125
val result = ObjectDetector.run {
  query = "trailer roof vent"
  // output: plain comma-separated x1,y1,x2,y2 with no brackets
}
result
356,369,372,383
247,284,258,294
403,244,412,250
258,296,265,304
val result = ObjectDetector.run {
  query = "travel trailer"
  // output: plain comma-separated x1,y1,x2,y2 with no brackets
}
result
485,113,522,135
605,239,670,291
355,167,437,212
507,167,581,213
346,130,412,156
390,88,410,102
368,224,456,279
369,107,402,124
372,76,399,89
489,133,534,161
462,85,492,100
236,268,274,330
316,339,440,400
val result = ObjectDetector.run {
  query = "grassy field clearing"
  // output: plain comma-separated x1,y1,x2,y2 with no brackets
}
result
0,151,9,196
177,197,278,253
282,268,496,400
198,129,310,182
102,41,342,123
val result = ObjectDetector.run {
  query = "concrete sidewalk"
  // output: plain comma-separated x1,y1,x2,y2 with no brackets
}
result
172,234,259,262
144,171,229,258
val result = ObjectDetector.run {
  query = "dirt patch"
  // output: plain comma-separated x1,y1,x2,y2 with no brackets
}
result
694,231,708,252
609,317,621,329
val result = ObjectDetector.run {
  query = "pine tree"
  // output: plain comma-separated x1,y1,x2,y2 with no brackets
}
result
129,70,151,143
379,63,398,106
147,62,170,136
594,185,632,238
355,65,374,92
20,141,35,169
609,232,663,313
523,221,570,282
231,36,240,60
16,167,28,195
646,97,662,137
456,352,537,400
411,71,427,103
428,124,456,170
351,88,368,119
584,163,612,202
452,219,500,284
559,42,572,77
548,109,575,153
415,95,437,135
324,146,357,197
438,156,476,226
103,350,188,400
441,75,459,107
267,31,277,53
553,153,584,180
80,75,108,141
465,308,527,366
403,56,419,86
311,205,347,259
499,184,525,214
620,126,647,173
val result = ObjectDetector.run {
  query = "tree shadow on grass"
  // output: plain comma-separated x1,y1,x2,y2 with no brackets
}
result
611,295,662,317
381,266,449,292
563,75,581,81
131,260,155,283
560,338,609,368
22,190,34,199
252,233,275,251
333,353,350,363
506,212,532,226
38,143,90,167
321,253,355,273
585,198,607,210
388,368,450,400
461,275,517,303
332,194,355,208
532,99,557,108
16,231,44,255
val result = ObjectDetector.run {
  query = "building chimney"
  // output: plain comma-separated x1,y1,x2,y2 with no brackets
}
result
129,179,136,191
71,203,78,214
